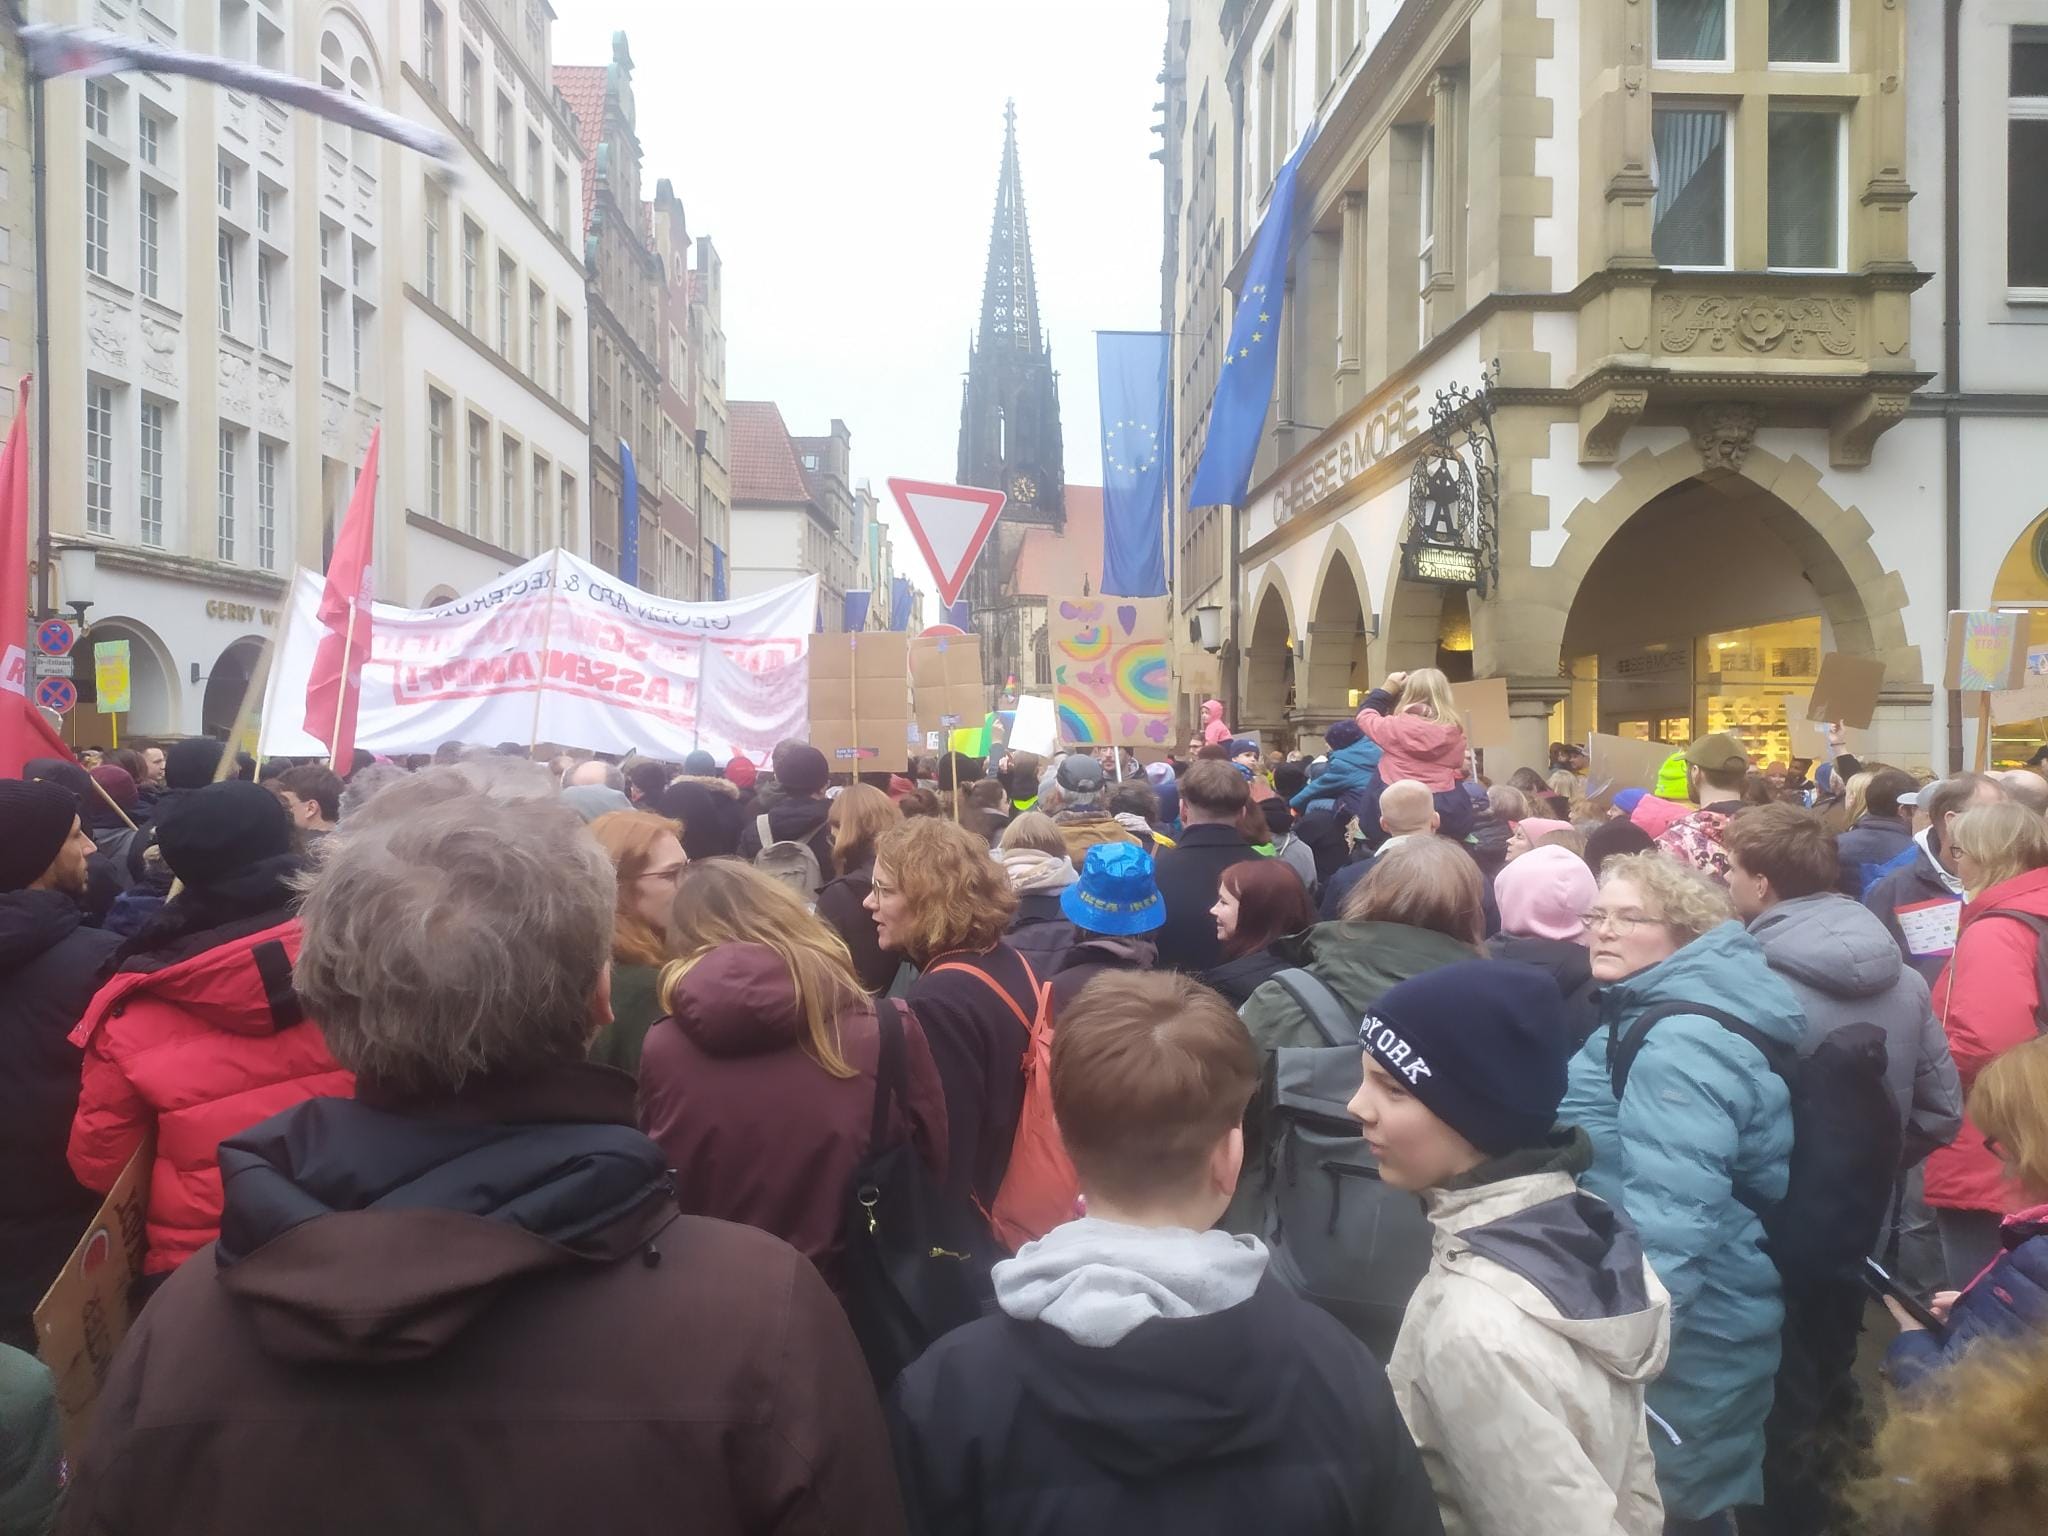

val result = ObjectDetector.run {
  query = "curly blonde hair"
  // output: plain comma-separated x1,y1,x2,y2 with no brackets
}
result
1951,801,2048,897
873,815,1019,963
1970,1035,2048,1200
1598,850,1734,938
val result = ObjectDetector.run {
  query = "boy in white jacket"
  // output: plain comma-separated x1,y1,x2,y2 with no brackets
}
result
1349,960,1672,1536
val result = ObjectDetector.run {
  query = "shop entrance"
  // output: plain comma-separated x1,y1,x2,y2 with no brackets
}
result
1555,478,1837,769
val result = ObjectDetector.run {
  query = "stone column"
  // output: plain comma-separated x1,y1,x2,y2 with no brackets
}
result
1505,678,1571,780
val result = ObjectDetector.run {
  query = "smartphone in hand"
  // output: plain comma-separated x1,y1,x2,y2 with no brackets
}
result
1863,1257,1949,1337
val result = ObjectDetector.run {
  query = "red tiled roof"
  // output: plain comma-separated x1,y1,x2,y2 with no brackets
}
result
1009,486,1105,597
729,401,815,505
552,64,606,241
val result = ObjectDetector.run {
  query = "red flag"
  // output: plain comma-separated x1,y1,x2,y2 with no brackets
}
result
0,376,72,778
305,426,378,766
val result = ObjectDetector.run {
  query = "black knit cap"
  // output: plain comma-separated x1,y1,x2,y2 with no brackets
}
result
1359,960,1571,1156
0,780,80,892
776,744,830,797
164,737,225,790
155,781,294,889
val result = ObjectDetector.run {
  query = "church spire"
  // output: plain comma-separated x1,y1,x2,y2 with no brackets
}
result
978,99,1042,355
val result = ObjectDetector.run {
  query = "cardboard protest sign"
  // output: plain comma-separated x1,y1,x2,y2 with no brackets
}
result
36,1138,151,1457
1804,654,1886,729
1991,644,2048,726
1049,595,1172,748
810,632,915,765
259,552,818,764
1946,610,2031,692
1785,695,1862,761
1450,677,1512,751
1178,647,1221,697
1586,732,1679,797
911,633,986,737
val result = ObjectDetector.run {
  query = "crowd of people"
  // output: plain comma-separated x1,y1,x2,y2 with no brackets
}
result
2,675,2045,1534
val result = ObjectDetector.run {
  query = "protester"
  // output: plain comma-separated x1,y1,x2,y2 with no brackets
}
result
1584,814,1657,875
66,781,353,1284
737,742,837,883
1656,733,1752,881
0,1343,59,1536
563,757,627,791
1042,842,1164,1019
1876,1037,2048,1396
1002,752,1046,816
1723,803,1963,1535
58,764,901,1534
658,755,746,859
559,782,633,823
1142,758,1179,829
1318,778,1440,921
1241,837,1484,1060
0,781,118,1352
1504,815,1571,861
1925,801,2048,1286
868,816,1037,1214
1557,851,1805,1531
623,756,676,807
1109,781,1169,852
1198,696,1233,746
1994,765,2048,814
1292,718,1384,827
813,783,904,995
1201,857,1317,1007
889,970,1443,1536
1227,737,1277,804
1257,797,1315,889
271,763,343,839
583,811,687,1075
1047,753,1140,869
1834,765,1917,897
638,859,947,1296
86,764,143,878
998,811,1082,974
1487,844,1601,1050
1865,772,2005,980
1350,962,1671,1536
24,758,124,921
1150,758,1261,972
1353,669,1474,844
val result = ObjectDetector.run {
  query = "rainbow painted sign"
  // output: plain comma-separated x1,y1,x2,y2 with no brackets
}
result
1049,595,1172,747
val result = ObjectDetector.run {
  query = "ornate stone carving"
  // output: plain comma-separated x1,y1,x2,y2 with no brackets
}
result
137,316,177,385
1691,403,1765,476
258,368,289,433
1831,392,1912,469
1578,386,1649,465
322,392,346,453
87,293,128,368
1658,293,1858,357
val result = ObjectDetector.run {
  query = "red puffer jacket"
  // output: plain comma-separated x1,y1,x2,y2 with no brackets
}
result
1926,867,2048,1215
67,917,354,1275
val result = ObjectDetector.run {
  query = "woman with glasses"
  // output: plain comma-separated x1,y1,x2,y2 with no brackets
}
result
1924,801,2048,1287
1557,851,1807,1536
584,811,688,1075
815,783,905,995
638,859,946,1300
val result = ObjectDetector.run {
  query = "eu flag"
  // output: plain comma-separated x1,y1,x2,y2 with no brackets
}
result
890,575,914,631
711,542,727,600
1188,124,1319,509
618,437,640,585
844,589,872,632
1097,330,1170,597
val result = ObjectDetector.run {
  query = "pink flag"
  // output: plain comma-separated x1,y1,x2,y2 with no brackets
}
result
305,427,378,767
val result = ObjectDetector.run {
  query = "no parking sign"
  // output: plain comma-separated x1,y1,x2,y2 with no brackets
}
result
35,675,77,714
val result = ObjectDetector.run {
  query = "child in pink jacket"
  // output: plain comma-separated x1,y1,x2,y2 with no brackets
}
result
1355,669,1475,844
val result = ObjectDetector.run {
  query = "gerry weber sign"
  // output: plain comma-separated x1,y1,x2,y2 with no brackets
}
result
1276,385,1424,525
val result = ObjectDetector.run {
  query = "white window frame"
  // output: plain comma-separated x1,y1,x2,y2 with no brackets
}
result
528,282,544,385
2012,33,2048,304
555,310,571,401
466,414,486,535
460,47,479,135
427,389,449,521
257,439,279,571
1652,0,1734,72
531,453,550,552
497,254,515,356
1650,103,1734,272
138,187,160,300
217,425,239,563
461,219,480,330
1417,124,1437,309
138,398,165,547
500,434,521,552
85,382,115,536
85,80,111,137
1766,108,1849,274
1766,0,1850,73
85,158,112,278
217,229,236,331
257,254,274,350
423,191,443,305
137,109,159,165
320,282,336,379
351,300,366,392
217,153,234,212
422,1,444,93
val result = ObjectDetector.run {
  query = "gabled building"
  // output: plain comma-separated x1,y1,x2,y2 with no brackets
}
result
729,399,834,630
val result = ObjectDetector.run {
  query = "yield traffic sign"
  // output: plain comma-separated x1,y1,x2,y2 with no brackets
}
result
887,478,1007,609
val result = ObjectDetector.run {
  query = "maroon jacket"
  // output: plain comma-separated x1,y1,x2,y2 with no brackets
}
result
58,1062,902,1536
639,943,947,1295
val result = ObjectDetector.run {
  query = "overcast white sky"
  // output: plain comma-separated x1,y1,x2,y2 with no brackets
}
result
552,1,1168,598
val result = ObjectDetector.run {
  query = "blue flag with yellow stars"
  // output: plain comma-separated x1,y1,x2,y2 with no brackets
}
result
1188,123,1319,509
1097,330,1171,597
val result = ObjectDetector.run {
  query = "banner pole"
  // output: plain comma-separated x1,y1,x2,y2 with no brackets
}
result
327,598,358,770
527,548,562,754
692,632,707,753
211,637,274,784
85,769,136,831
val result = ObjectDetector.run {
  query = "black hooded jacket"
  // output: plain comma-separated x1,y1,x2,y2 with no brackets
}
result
888,1273,1443,1536
0,889,118,1348
1486,931,1601,1050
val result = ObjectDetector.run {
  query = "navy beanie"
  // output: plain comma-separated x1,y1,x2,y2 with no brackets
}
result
1325,719,1365,750
1359,960,1570,1156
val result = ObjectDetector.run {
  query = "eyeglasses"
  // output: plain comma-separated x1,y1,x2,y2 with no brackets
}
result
635,865,686,885
1580,907,1657,937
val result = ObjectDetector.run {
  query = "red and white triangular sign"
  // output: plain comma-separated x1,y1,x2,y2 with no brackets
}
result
887,478,1007,608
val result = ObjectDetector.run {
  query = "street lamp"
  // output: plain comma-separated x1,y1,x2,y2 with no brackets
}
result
1193,602,1223,654
57,545,97,629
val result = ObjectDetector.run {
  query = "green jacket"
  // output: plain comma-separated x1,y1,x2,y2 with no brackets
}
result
0,1343,59,1536
588,962,666,1077
1237,919,1479,1060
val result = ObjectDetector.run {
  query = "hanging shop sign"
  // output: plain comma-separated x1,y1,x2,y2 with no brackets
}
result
1400,364,1500,595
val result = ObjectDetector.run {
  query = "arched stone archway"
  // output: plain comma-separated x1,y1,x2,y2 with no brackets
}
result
73,617,180,742
202,637,267,740
1242,575,1297,739
421,585,460,607
1303,532,1373,727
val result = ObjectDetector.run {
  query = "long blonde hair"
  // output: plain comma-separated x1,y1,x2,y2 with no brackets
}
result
1396,666,1461,726
657,860,862,1078
829,782,901,872
588,810,683,969
1952,802,2048,898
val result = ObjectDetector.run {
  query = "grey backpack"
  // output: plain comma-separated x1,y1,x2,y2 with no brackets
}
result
754,813,824,906
1251,967,1433,1362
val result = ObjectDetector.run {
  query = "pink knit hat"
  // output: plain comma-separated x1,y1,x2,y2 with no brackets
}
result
1496,844,1598,942
1629,795,1692,840
1513,817,1573,844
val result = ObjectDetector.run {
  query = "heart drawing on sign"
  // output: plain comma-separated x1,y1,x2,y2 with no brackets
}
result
1057,600,1085,620
1116,604,1138,635
1120,713,1139,736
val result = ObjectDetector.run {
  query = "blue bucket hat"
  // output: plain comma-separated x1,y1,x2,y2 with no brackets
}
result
1060,842,1165,937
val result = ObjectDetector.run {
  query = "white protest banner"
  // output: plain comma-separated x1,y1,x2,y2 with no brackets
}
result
260,551,818,762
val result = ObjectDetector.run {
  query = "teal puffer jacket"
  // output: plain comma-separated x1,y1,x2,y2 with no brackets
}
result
1559,920,1805,1522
